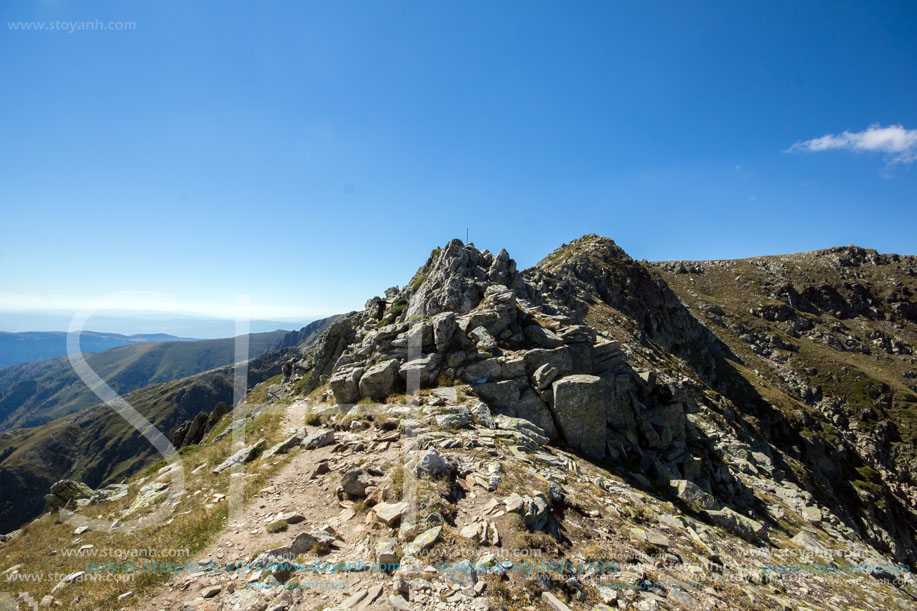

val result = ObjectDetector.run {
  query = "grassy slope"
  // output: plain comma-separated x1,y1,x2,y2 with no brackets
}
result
0,377,291,610
651,247,917,509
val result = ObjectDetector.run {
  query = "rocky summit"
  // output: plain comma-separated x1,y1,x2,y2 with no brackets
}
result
2,235,916,611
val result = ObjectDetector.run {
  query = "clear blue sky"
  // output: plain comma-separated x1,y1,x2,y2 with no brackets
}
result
2,1,916,321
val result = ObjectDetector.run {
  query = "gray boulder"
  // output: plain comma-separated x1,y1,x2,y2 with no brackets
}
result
473,380,519,413
532,363,558,390
522,347,573,378
468,326,498,353
399,354,441,387
552,375,607,458
670,479,719,510
524,325,564,348
463,357,501,382
516,389,559,441
341,469,376,498
303,428,336,450
432,311,457,351
330,365,364,404
212,439,265,473
414,448,449,477
359,359,400,401
708,507,765,541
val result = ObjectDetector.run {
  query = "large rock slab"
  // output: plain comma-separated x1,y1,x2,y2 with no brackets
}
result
670,479,719,510
359,359,400,401
472,380,519,412
212,439,265,473
708,507,765,541
552,375,606,458
516,389,559,441
432,312,457,351
372,502,410,527
524,325,564,348
303,428,335,450
399,354,441,387
462,357,501,382
522,347,573,378
330,365,364,404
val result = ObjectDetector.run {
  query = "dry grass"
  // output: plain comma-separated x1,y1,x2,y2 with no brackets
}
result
0,403,294,610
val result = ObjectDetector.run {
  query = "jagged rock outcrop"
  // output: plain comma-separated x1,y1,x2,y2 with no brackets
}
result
285,237,720,487
278,235,917,566
171,401,228,448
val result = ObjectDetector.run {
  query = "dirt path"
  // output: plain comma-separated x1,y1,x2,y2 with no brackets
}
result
134,401,397,611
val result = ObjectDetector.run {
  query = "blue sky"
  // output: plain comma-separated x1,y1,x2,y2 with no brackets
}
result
1,1,916,322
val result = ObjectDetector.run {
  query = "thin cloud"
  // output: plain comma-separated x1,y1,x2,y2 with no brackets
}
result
787,123,917,164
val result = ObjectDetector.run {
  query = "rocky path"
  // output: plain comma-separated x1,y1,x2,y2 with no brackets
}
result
135,401,398,611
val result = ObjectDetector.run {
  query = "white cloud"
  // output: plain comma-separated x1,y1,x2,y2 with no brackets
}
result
787,124,917,164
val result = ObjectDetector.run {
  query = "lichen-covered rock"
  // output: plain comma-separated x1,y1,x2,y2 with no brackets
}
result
516,389,559,441
303,428,335,450
472,380,519,413
359,359,400,401
432,311,457,351
462,357,501,383
341,468,375,498
670,479,719,510
524,325,564,348
330,364,363,404
552,375,606,458
708,507,765,541
414,448,449,477
212,439,265,473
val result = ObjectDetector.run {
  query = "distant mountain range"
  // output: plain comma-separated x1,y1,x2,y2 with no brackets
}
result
0,330,289,431
0,330,196,368
0,311,316,340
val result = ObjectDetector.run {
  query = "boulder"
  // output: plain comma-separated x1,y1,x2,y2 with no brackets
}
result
414,449,449,477
375,538,399,566
516,389,559,441
330,365,364,404
212,439,265,473
472,380,519,413
552,375,607,458
468,326,498,352
670,479,719,510
462,357,501,382
708,507,765,541
49,480,93,505
524,325,564,348
341,469,375,498
557,325,597,344
405,320,434,350
499,356,526,380
432,311,457,351
403,525,442,556
373,502,410,527
303,429,336,450
532,363,558,390
264,431,305,458
399,354,441,387
522,347,573,378
494,414,550,448
359,359,400,401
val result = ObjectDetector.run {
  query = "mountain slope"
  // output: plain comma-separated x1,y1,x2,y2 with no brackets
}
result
2,239,916,611
0,330,195,368
0,330,288,431
282,235,917,565
0,317,340,534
